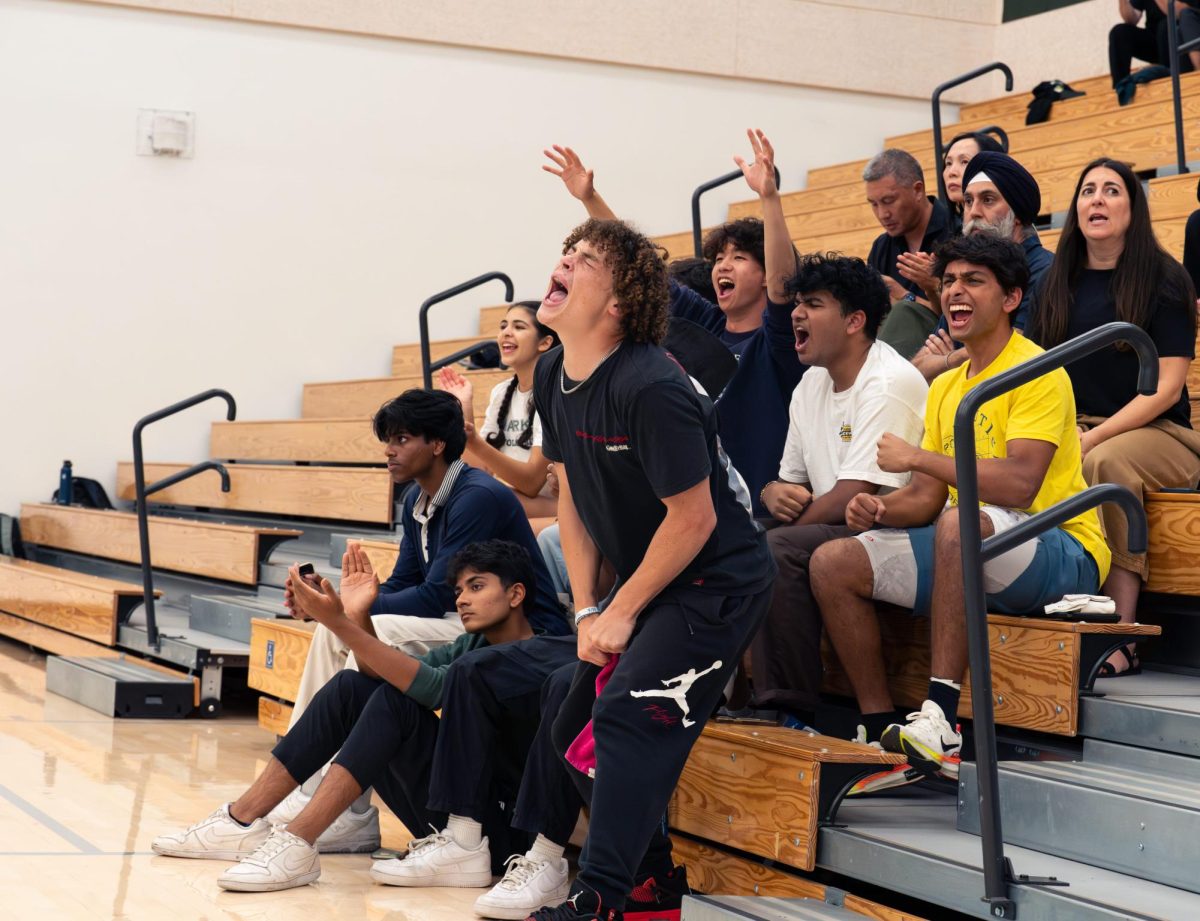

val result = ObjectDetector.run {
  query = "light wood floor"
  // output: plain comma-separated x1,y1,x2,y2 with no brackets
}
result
0,636,481,920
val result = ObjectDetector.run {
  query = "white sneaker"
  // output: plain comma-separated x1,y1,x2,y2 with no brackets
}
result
151,804,271,860
880,700,962,775
370,829,493,888
266,786,311,826
474,853,570,919
217,827,321,892
312,805,380,854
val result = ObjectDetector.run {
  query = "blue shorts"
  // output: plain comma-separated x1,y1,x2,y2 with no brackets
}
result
855,506,1101,617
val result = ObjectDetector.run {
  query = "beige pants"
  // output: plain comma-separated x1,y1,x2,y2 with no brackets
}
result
286,613,464,730
1079,416,1200,578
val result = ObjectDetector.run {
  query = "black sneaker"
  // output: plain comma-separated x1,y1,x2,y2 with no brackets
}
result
626,865,689,921
526,882,623,921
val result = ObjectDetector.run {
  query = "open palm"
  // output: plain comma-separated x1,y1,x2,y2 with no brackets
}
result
436,366,474,417
734,129,778,198
543,145,595,201
340,544,380,616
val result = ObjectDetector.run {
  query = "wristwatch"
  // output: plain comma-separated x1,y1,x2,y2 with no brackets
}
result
574,605,602,627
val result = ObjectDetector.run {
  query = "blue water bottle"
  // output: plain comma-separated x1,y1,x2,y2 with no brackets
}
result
58,460,73,506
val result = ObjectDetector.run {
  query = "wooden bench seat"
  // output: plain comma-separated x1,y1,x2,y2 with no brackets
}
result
0,555,159,646
210,417,382,464
1146,491,1200,596
887,72,1200,153
19,503,299,585
301,368,511,419
116,462,394,525
354,537,401,577
822,612,1161,736
669,722,903,872
248,616,315,705
391,336,496,377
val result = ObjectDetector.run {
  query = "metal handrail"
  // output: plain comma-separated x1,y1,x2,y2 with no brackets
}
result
932,63,1014,202
954,322,1156,917
978,124,1010,153
419,273,514,389
1167,0,1192,175
691,165,782,258
132,389,235,650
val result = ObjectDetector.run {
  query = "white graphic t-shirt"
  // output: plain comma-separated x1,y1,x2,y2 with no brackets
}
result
778,340,928,496
479,378,543,462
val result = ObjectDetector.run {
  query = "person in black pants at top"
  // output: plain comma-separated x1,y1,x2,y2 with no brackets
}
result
525,218,776,921
1109,0,1195,86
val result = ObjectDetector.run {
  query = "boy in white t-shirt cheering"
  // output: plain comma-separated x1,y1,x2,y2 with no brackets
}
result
750,253,928,729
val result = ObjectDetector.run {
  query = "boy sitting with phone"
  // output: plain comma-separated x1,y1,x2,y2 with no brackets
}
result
151,539,564,893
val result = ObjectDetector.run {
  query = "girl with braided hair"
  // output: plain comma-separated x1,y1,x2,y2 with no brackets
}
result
438,301,560,521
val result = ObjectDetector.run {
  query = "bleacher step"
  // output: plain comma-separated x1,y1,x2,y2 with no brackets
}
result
682,895,864,920
1079,670,1200,757
188,593,289,644
119,603,250,672
957,754,1200,894
45,655,194,718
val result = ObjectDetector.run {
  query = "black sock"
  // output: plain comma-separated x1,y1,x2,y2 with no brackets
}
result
927,680,961,722
860,711,894,743
227,805,252,828
782,706,815,727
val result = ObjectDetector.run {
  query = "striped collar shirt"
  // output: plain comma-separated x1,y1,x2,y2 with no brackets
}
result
411,459,466,563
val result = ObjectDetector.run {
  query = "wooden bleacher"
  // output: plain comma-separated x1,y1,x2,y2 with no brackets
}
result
0,555,158,646
301,367,510,419
19,503,300,585
115,461,395,524
248,615,315,730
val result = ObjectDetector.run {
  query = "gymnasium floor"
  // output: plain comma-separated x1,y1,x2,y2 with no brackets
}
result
0,637,474,920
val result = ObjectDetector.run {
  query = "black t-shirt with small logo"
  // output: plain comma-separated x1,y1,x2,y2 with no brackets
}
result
535,342,773,596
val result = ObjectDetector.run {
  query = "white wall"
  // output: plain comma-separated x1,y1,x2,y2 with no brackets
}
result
0,0,935,515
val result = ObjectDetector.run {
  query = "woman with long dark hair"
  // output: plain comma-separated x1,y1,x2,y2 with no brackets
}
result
438,301,560,520
941,130,1005,229
1029,158,1200,675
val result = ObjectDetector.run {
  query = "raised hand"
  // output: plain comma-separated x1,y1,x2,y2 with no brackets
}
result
733,129,778,199
436,366,474,419
543,145,595,202
340,543,380,618
287,563,345,625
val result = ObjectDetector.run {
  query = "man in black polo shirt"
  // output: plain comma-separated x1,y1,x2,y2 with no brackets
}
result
864,148,952,358
529,218,776,920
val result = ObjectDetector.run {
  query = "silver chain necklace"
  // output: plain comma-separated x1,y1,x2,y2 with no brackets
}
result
559,342,622,395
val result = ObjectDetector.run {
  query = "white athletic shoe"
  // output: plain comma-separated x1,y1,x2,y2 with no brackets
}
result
266,786,311,827
370,829,493,888
310,805,380,854
880,700,963,776
473,853,570,919
151,804,271,860
217,827,321,892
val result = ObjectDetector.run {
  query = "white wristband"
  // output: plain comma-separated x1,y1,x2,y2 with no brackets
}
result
574,605,601,627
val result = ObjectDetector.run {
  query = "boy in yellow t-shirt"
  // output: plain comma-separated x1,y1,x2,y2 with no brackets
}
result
810,234,1109,785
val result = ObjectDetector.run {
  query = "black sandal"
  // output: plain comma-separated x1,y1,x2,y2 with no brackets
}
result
1097,646,1142,678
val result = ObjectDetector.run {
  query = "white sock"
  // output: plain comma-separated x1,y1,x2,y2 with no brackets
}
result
446,814,483,849
299,772,322,796
350,788,373,814
528,834,565,864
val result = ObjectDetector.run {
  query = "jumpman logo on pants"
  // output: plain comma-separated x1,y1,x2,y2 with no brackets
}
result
629,660,723,728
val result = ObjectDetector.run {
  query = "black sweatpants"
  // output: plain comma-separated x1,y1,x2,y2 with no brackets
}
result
551,583,773,909
1110,18,1194,85
426,635,579,859
750,523,852,718
272,669,444,837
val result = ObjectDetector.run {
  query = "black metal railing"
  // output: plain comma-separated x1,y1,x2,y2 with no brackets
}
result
691,165,782,258
419,272,514,389
132,389,236,650
1167,0,1198,175
955,322,1156,917
932,63,1014,203
978,124,1010,153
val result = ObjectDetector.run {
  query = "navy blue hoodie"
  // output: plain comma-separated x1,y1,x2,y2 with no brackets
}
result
668,281,806,516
